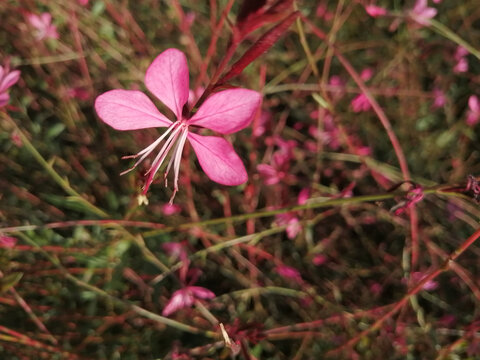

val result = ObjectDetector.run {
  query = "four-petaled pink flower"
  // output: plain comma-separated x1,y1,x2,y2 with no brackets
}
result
162,286,215,316
0,64,21,108
409,0,437,26
95,49,261,202
27,13,59,41
466,95,480,126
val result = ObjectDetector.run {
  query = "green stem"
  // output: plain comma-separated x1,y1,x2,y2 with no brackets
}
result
17,232,216,338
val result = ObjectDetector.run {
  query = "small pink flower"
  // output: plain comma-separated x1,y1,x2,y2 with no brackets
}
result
365,5,388,18
315,2,334,21
360,68,374,82
27,13,59,40
161,203,182,215
0,64,21,108
275,265,302,282
162,242,188,262
453,46,469,73
162,286,215,316
351,93,372,112
466,95,480,126
410,272,438,291
297,188,310,205
66,87,90,101
409,0,437,26
95,49,261,202
78,0,89,5
312,254,328,266
0,235,17,248
431,88,446,109
276,213,301,239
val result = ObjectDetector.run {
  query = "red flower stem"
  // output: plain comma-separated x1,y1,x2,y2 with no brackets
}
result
196,0,236,88
170,0,202,69
302,15,419,269
326,226,480,357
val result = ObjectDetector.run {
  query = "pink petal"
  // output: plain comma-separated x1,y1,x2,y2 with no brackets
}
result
469,95,479,113
0,235,17,248
0,92,10,107
188,286,215,299
145,49,189,119
188,89,261,134
188,133,247,186
40,13,52,25
95,89,172,130
421,8,437,20
27,14,44,29
0,66,4,81
162,289,194,316
0,70,20,92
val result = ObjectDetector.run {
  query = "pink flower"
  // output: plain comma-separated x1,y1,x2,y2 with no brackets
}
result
78,0,89,5
0,235,17,248
275,265,302,282
360,68,374,81
162,286,215,316
95,49,261,202
365,5,388,18
351,93,372,112
297,188,310,205
453,46,469,73
66,87,90,101
431,88,446,109
312,254,328,266
0,64,21,107
410,272,438,291
276,213,301,239
409,0,437,26
161,203,182,215
466,95,480,126
27,13,59,40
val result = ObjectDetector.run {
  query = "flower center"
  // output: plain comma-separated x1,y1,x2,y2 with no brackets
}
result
121,120,190,203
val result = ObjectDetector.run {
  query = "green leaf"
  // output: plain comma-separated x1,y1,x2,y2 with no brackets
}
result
0,273,23,293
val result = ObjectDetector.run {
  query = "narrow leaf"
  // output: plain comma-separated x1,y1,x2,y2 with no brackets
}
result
220,11,299,84
0,273,23,294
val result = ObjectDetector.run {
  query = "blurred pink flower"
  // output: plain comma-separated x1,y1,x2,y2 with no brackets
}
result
431,88,446,109
66,87,90,101
78,0,89,5
275,265,302,282
161,203,182,215
95,49,261,202
411,272,438,291
466,95,480,126
27,13,59,40
297,188,310,205
312,254,328,266
0,64,21,107
162,242,188,262
276,213,301,239
365,5,388,18
409,0,437,26
253,110,271,137
0,235,17,248
351,93,372,112
315,2,334,21
360,68,374,81
453,46,469,73
162,286,215,316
